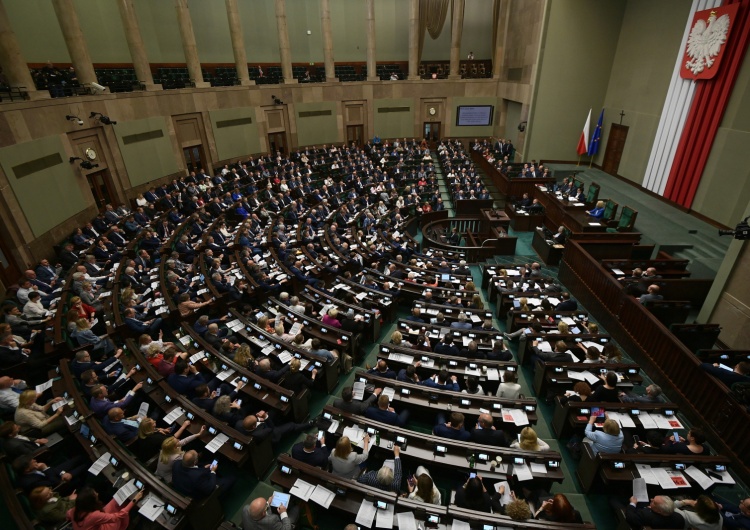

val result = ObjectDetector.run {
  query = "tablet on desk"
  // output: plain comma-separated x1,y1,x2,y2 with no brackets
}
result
270,492,291,508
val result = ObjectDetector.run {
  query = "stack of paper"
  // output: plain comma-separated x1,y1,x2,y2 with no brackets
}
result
88,452,112,476
113,479,138,505
513,462,534,482
205,433,229,453
396,512,417,530
375,501,395,528
163,407,185,425
355,500,377,528
310,485,335,508
289,479,315,501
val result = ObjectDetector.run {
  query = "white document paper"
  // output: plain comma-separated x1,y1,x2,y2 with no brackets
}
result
486,368,500,381
685,466,714,490
633,477,649,503
137,402,150,419
114,479,138,505
138,493,165,521
381,387,395,400
355,499,377,528
163,407,185,425
513,462,534,482
205,433,229,453
310,484,335,508
35,379,53,394
530,463,548,474
582,341,605,353
289,479,315,501
450,520,471,530
638,412,658,430
278,350,293,364
396,511,418,530
375,501,395,528
326,419,340,433
88,452,111,476
566,370,585,381
636,463,658,485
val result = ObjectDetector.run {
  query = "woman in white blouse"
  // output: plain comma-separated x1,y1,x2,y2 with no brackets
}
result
155,426,205,483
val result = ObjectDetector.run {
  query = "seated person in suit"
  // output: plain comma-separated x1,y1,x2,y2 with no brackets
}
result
700,360,750,387
235,411,312,443
333,386,382,414
364,394,409,427
529,340,574,366
716,496,750,529
242,494,300,530
450,313,473,329
470,413,508,446
620,383,663,403
171,449,235,500
639,284,664,304
102,407,139,444
366,359,396,379
585,415,624,455
291,433,331,468
434,335,460,356
405,307,425,323
517,193,532,209
12,454,88,496
0,421,47,459
586,200,605,218
555,292,578,312
421,369,460,391
89,382,141,419
618,494,685,530
433,411,471,441
253,357,290,384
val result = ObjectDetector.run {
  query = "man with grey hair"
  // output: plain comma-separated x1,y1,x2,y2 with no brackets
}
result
620,384,663,404
622,495,684,529
242,493,299,530
357,444,402,492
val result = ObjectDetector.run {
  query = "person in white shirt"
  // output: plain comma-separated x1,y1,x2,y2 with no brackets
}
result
0,376,27,411
496,370,522,399
23,292,49,320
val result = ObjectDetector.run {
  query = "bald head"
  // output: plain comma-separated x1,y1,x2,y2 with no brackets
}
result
0,376,13,389
248,497,268,520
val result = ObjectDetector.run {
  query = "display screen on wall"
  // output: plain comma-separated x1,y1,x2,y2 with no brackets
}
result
456,106,494,126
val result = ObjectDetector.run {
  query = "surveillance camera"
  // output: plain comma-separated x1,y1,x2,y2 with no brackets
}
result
89,83,108,94
77,119,84,126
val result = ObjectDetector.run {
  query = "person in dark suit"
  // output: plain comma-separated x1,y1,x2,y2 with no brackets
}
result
555,292,578,312
333,386,382,414
0,421,45,458
12,454,87,496
470,413,509,447
366,360,396,379
171,450,235,500
168,359,223,398
700,361,750,387
434,335,460,357
235,412,312,443
291,434,331,468
364,395,408,427
102,407,139,444
638,284,664,304
253,358,290,384
618,495,685,530
529,340,574,366
433,411,471,441
58,243,80,271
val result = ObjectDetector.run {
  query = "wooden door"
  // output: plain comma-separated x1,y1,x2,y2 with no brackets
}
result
602,124,629,176
347,125,364,146
423,122,441,142
86,170,117,208
183,146,206,173
267,132,288,156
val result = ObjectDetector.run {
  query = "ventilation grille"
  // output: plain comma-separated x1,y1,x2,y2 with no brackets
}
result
122,129,164,145
298,110,332,118
12,153,63,179
216,117,253,128
377,107,410,113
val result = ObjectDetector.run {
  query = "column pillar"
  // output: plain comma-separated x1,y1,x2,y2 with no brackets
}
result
174,0,209,88
275,0,296,84
116,0,160,90
320,0,336,82
493,0,511,79
407,0,419,80
0,0,48,99
448,0,465,79
225,0,252,86
51,0,97,87
365,0,377,81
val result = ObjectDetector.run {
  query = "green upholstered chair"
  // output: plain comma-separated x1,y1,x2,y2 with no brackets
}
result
586,182,600,205
602,199,618,222
607,206,637,232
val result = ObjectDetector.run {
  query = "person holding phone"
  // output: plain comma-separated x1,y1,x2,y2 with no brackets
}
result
242,493,300,530
291,434,330,469
171,450,235,500
454,475,492,512
405,466,441,505
330,434,370,479
155,426,206,483
661,427,709,456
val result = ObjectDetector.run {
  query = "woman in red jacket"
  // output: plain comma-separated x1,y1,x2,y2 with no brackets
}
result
67,487,143,530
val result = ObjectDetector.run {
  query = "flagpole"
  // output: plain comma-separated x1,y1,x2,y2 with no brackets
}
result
589,156,594,168
577,155,581,166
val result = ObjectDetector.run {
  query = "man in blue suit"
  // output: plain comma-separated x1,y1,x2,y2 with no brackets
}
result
172,450,235,500
364,394,409,427
102,407,139,444
168,359,225,398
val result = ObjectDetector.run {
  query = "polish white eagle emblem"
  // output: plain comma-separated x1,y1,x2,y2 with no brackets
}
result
681,4,736,79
